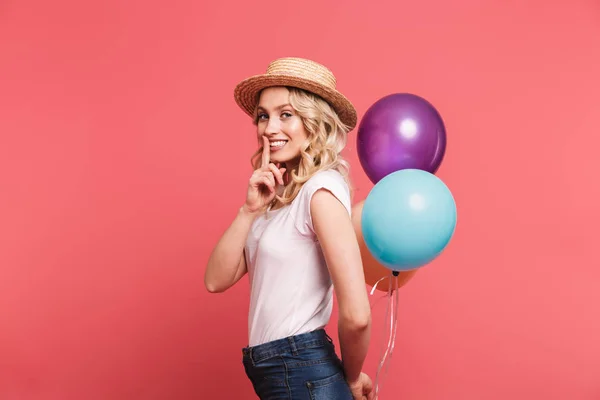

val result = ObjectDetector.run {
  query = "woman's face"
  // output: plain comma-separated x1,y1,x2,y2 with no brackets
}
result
256,87,308,167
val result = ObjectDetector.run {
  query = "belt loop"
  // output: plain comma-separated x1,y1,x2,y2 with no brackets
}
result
249,347,256,366
288,336,298,356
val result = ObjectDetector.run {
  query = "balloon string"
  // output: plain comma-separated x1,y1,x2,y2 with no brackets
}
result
380,273,400,394
370,274,389,296
369,274,390,310
370,291,388,310
373,271,399,399
373,273,392,399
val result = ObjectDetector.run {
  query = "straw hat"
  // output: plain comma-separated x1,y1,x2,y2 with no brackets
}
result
234,57,357,130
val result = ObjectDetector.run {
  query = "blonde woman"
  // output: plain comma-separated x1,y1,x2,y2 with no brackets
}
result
205,58,373,400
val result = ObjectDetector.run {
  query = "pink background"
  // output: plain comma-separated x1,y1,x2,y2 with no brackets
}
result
1,0,599,399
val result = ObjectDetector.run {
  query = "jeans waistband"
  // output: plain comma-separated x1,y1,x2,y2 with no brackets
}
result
242,329,333,364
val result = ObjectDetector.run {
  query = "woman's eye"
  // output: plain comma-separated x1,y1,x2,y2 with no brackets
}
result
281,112,292,118
257,113,268,121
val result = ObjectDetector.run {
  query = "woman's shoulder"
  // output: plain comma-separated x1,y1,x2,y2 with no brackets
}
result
290,168,352,236
298,168,351,213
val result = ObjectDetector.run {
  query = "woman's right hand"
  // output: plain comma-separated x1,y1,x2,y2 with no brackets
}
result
244,136,286,214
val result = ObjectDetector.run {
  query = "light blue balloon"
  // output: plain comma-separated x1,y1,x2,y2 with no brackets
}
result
361,169,457,271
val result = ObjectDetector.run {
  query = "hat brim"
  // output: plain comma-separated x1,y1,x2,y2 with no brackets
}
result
234,74,357,131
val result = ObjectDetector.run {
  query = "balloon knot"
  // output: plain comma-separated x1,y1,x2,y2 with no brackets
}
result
392,271,400,277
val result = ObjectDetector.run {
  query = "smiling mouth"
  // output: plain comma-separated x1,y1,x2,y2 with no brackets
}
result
270,140,288,149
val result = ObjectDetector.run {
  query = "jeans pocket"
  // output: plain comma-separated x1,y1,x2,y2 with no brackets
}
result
306,371,353,400
248,355,289,398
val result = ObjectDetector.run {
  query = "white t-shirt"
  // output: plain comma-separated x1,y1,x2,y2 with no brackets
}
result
244,169,352,347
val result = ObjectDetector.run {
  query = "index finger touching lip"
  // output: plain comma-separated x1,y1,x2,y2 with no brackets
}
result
261,136,270,167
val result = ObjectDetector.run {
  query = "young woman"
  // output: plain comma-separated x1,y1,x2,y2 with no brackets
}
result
205,57,373,400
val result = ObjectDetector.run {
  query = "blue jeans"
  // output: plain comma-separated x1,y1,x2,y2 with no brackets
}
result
242,329,354,399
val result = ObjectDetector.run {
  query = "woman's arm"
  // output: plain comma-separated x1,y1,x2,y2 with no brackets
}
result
205,138,285,293
311,189,372,384
204,205,258,293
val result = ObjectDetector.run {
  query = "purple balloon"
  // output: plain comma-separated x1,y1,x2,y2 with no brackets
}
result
357,93,446,184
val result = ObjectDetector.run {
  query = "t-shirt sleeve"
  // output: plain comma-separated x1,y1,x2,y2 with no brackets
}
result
290,170,352,237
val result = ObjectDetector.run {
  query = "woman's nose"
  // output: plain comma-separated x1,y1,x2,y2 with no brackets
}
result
265,118,280,135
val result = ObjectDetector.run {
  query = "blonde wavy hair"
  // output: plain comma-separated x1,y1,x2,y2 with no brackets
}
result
250,87,352,208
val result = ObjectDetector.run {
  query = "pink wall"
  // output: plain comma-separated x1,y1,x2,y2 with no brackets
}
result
1,0,599,399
